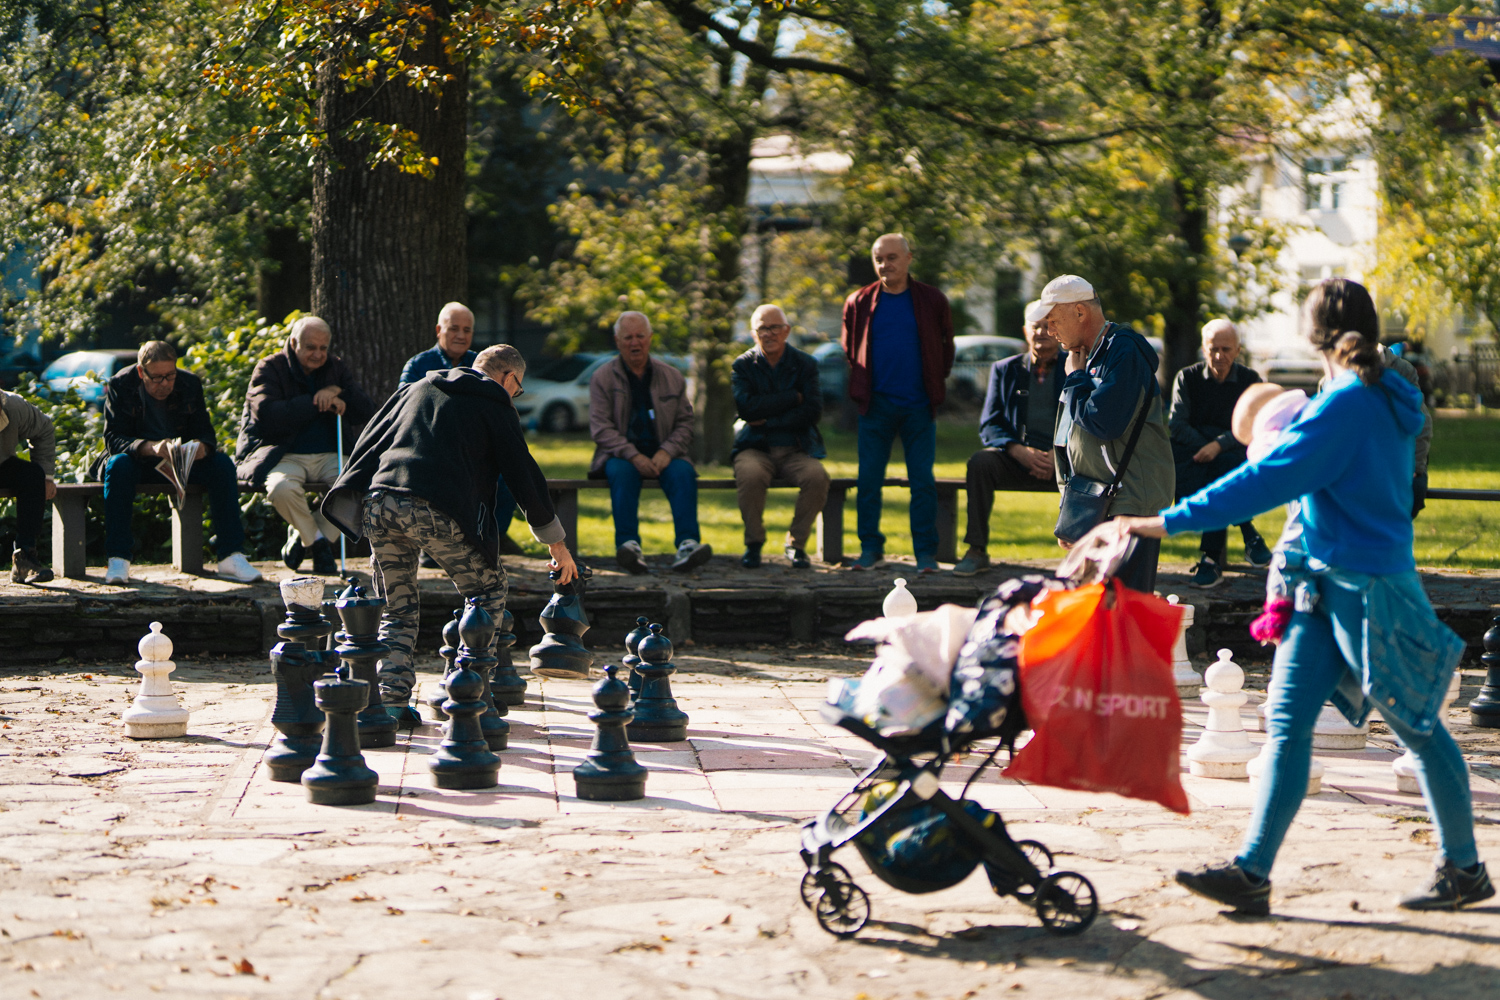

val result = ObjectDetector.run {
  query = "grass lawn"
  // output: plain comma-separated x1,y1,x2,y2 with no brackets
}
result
515,414,1500,571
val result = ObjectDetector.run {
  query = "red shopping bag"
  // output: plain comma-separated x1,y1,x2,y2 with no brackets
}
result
1003,580,1189,814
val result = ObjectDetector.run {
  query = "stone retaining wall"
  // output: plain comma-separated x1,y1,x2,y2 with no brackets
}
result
2,585,1493,670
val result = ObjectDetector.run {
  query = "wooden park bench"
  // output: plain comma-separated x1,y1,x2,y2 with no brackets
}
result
2,477,965,578
14,477,1492,580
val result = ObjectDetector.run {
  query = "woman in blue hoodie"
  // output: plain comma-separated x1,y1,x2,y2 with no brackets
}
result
1116,279,1488,915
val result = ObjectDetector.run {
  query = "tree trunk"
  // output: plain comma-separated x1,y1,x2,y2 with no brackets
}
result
691,134,752,467
1162,177,1210,389
311,4,468,400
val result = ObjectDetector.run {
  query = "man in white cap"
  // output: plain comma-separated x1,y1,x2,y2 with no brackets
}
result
1043,274,1174,592
1167,318,1273,588
953,299,1063,576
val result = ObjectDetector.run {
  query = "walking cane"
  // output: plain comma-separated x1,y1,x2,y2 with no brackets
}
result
335,412,346,575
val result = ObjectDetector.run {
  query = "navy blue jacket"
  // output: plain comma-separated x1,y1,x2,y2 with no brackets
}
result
400,345,477,385
977,353,1064,451
730,345,826,459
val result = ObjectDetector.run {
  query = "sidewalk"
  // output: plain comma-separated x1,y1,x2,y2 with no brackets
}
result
2,650,1499,998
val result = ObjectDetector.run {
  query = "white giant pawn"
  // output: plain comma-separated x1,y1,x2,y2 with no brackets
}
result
1392,671,1464,794
1186,649,1258,778
1246,664,1324,796
122,622,189,739
883,578,918,619
1312,703,1370,750
1165,595,1200,697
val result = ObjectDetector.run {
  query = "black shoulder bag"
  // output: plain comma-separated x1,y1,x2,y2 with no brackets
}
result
1053,381,1154,545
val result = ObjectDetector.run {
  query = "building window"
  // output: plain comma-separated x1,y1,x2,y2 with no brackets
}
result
1330,183,1343,210
1304,179,1323,211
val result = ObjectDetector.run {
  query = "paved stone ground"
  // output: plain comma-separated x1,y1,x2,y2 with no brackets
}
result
2,645,1500,1000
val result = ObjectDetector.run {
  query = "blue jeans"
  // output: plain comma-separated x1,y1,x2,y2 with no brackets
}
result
1237,577,1478,878
856,394,937,558
103,452,246,560
604,457,700,549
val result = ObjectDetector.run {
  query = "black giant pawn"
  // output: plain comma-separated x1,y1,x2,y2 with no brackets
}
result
626,624,689,743
573,665,648,801
335,589,398,749
264,642,328,782
529,566,594,679
1469,613,1500,728
429,610,502,789
491,609,527,706
459,601,510,751
426,610,462,722
302,666,379,805
622,616,651,703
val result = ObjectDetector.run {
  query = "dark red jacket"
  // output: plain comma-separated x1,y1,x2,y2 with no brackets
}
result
840,279,955,415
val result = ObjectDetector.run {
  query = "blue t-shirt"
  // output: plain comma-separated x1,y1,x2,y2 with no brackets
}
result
869,289,927,408
289,367,337,454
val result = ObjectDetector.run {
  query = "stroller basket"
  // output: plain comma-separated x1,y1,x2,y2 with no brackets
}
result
797,699,1099,938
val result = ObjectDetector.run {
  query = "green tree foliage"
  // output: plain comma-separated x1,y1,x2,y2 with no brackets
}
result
0,0,308,347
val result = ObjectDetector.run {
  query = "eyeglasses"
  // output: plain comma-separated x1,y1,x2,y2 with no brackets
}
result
508,372,524,398
143,369,178,385
755,324,789,334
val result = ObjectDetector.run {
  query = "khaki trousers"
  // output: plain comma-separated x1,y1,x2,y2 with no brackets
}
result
733,446,831,548
266,451,342,547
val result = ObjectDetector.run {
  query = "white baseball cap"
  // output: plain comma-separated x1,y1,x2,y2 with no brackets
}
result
1023,299,1050,326
1038,274,1096,308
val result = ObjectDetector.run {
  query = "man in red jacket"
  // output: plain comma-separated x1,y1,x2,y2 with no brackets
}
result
840,234,955,571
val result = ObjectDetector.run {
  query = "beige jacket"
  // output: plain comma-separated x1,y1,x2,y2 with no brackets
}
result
0,390,56,479
588,356,693,473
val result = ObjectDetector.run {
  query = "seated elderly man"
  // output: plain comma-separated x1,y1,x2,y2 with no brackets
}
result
953,299,1063,576
1,386,57,583
234,316,376,574
731,304,830,569
1168,318,1272,588
95,341,261,584
589,311,711,574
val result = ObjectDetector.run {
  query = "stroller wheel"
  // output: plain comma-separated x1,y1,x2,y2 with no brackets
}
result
985,839,1055,902
799,862,854,910
814,880,871,938
1035,871,1098,936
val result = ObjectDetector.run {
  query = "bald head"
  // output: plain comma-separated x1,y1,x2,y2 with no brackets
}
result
436,302,474,362
1202,319,1240,381
871,233,912,294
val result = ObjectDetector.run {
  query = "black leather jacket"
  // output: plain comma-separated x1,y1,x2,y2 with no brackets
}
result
730,345,825,459
91,366,216,478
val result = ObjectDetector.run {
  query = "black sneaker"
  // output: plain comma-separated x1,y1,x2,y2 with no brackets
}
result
1244,534,1274,568
741,543,762,569
281,534,305,572
1189,556,1224,589
1175,861,1271,916
1398,859,1495,911
310,537,338,574
10,546,53,584
784,545,812,570
385,704,423,728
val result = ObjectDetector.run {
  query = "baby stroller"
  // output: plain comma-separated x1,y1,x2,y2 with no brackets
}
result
798,575,1100,938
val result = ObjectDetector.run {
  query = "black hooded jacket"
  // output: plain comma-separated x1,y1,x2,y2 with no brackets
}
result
321,368,563,567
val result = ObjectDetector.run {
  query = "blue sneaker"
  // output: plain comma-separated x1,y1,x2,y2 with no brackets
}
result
386,705,422,728
916,556,940,574
850,550,883,570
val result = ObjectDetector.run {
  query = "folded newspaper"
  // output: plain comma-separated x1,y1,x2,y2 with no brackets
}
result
154,439,198,509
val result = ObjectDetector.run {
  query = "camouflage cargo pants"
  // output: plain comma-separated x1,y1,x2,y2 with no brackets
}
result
362,491,508,705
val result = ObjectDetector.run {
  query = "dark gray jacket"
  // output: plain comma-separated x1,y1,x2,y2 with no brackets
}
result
730,345,825,459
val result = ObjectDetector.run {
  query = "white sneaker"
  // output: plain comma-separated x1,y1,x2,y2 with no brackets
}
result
671,538,713,572
217,552,263,583
104,557,131,585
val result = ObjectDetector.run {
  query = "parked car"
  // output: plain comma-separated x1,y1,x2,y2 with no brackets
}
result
40,350,138,406
1260,358,1324,391
0,351,43,390
948,335,1025,402
530,352,601,384
515,351,691,433
811,341,848,403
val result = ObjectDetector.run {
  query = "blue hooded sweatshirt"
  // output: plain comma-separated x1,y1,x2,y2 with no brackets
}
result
1160,368,1424,575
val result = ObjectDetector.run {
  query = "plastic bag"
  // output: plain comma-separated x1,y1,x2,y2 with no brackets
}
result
944,575,1059,739
1003,580,1189,814
842,604,979,735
